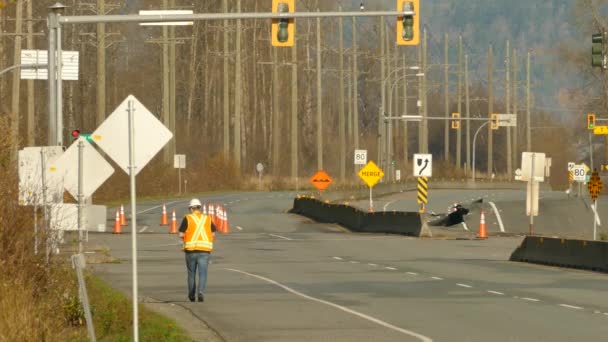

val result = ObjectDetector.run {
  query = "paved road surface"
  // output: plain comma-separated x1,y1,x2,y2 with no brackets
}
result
89,191,608,341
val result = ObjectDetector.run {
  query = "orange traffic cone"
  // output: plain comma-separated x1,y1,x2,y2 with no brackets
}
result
120,204,127,226
477,210,487,239
160,204,168,226
202,204,207,215
221,206,230,234
113,210,122,234
169,209,178,234
216,206,225,233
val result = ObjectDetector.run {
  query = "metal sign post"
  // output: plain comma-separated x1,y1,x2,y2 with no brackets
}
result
127,99,139,342
77,139,84,254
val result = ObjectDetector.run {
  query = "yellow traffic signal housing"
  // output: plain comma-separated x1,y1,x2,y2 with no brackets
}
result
490,113,499,130
451,113,460,129
588,113,596,130
396,0,420,46
272,0,295,47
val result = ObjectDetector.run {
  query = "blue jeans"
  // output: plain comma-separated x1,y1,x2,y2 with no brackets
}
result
185,251,210,299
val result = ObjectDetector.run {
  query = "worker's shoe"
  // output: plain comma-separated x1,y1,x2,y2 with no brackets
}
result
188,295,195,302
198,293,204,302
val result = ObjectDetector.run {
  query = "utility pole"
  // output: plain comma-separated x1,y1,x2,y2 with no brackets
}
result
223,0,230,160
272,47,280,175
402,49,408,166
26,0,35,146
352,16,359,149
96,0,106,126
505,40,512,177
385,24,392,176
465,54,471,174
379,16,385,165
291,35,298,184
487,45,494,177
444,33,449,162
161,0,170,163
234,0,242,173
526,51,531,152
513,48,518,167
10,0,23,153
456,35,462,169
169,0,177,160
339,9,345,180
316,10,323,170
418,37,423,153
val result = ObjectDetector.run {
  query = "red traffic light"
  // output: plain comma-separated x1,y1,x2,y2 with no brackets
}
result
71,129,80,138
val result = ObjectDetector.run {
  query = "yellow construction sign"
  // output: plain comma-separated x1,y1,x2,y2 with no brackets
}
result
358,161,384,188
593,126,608,135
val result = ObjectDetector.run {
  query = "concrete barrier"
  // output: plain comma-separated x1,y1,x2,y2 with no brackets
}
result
290,197,424,236
510,236,608,273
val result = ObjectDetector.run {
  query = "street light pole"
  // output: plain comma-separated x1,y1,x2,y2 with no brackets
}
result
472,120,491,182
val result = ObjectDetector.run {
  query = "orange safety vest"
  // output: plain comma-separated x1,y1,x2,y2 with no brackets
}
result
183,212,214,252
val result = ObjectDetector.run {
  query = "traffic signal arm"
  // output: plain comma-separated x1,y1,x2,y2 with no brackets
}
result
397,0,419,46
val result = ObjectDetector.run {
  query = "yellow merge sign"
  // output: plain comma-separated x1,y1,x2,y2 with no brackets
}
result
358,161,384,188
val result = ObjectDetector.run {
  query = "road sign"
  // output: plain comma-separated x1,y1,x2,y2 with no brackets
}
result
358,161,384,188
396,170,401,181
572,165,586,182
354,149,367,165
417,177,428,205
581,162,590,173
593,126,608,135
92,95,173,176
497,114,517,127
521,152,546,182
588,170,603,201
568,171,574,184
310,170,332,191
514,168,523,181
20,49,79,80
256,162,264,173
413,154,432,177
567,162,575,171
49,137,115,200
173,154,186,169
545,157,552,177
18,146,64,206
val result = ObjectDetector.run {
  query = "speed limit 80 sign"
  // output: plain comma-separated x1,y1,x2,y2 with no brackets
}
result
354,149,367,165
572,166,586,182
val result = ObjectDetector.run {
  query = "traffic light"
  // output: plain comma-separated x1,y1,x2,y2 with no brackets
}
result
490,114,499,130
592,33,606,69
71,129,81,140
588,113,596,130
397,0,419,46
451,113,461,129
271,0,294,47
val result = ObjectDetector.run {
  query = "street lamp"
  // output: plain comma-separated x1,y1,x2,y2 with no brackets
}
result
472,120,491,182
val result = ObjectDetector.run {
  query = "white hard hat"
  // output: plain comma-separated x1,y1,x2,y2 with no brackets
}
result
189,198,202,208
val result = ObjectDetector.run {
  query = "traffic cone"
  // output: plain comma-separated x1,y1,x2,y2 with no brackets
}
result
221,206,230,234
120,204,127,226
160,204,168,226
113,210,122,234
169,209,178,234
216,206,226,233
202,204,207,215
477,210,487,239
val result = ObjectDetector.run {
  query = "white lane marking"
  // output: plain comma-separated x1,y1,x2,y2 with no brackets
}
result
385,267,397,270
431,276,443,280
333,257,344,261
559,304,584,310
461,222,469,232
226,268,433,342
406,272,418,276
236,226,243,231
487,290,504,295
368,263,378,267
383,200,398,211
456,283,473,288
488,201,505,233
350,261,360,264
139,226,148,233
522,297,540,302
137,199,183,215
269,234,293,241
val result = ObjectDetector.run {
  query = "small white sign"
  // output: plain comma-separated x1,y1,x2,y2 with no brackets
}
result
354,150,367,165
18,146,64,206
521,152,546,182
567,162,575,171
174,154,186,169
572,166,586,182
396,170,401,181
256,162,264,173
413,154,432,177
497,114,517,127
20,49,79,80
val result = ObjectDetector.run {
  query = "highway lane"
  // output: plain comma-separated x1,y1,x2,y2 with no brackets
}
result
90,191,608,341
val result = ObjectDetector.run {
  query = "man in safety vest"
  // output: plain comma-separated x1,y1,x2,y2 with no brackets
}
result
179,198,217,302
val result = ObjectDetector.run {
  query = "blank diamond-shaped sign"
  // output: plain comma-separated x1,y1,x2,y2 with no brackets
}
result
49,138,115,200
92,95,173,176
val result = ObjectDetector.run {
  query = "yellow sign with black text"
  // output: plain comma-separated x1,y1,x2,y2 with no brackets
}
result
358,161,384,188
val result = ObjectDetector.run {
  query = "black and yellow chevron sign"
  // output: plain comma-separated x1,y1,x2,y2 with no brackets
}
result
417,176,428,204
